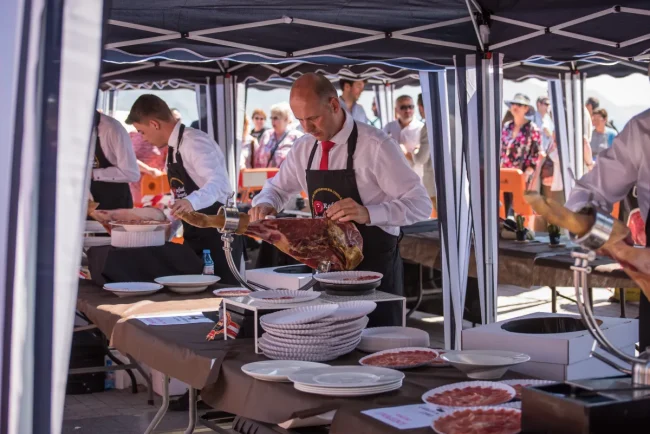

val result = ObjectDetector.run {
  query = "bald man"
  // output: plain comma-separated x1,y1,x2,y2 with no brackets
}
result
250,73,432,326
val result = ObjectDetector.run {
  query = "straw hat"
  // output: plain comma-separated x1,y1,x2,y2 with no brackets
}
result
505,93,533,108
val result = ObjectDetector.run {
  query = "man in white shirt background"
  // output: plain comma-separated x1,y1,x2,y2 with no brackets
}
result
91,111,140,210
566,105,650,354
383,95,425,177
125,95,243,284
533,96,554,153
338,78,369,124
249,73,432,326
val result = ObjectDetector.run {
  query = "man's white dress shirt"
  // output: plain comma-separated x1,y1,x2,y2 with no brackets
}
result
383,119,425,177
339,97,369,124
566,108,650,219
93,113,140,183
252,113,432,236
168,122,233,211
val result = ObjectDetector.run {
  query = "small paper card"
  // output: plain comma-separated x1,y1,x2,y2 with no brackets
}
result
362,404,441,430
137,314,212,326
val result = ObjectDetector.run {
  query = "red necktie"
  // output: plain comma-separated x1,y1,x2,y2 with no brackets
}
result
319,141,336,170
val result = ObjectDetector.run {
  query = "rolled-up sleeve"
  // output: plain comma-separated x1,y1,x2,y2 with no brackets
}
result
252,142,304,211
566,119,641,213
93,119,140,183
365,136,432,226
184,136,233,211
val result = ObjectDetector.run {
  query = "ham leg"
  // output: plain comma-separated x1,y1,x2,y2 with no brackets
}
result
524,191,650,299
177,210,364,271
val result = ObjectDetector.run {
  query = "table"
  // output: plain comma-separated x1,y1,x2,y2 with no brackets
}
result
400,232,638,315
200,348,526,427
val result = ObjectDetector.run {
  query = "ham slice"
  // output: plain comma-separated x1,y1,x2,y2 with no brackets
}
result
87,200,168,235
177,210,364,270
524,192,650,300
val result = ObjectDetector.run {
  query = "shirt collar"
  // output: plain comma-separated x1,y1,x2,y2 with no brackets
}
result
168,121,182,148
328,111,354,146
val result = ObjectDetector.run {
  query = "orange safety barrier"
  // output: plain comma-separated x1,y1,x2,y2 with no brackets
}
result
238,168,279,204
140,174,170,197
499,168,535,228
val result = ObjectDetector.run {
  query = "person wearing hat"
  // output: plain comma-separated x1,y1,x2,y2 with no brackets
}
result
500,94,542,215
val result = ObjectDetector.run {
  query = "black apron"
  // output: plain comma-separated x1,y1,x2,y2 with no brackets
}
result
167,124,243,285
641,210,650,353
90,111,133,210
305,122,404,327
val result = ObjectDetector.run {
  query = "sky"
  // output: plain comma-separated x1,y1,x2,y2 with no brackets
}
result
111,73,650,132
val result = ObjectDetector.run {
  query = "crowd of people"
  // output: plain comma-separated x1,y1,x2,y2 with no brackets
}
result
499,92,619,224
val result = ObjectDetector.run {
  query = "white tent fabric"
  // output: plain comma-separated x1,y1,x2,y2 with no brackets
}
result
208,75,239,192
549,78,576,198
420,53,503,348
1,0,103,432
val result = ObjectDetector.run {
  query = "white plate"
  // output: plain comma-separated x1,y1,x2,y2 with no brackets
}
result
261,342,359,362
241,361,330,382
212,288,252,297
103,282,163,298
325,301,377,322
294,381,402,397
262,315,368,336
314,271,383,285
442,350,530,380
262,327,363,345
260,305,339,328
259,335,361,353
109,221,170,232
359,347,439,370
501,379,556,399
422,381,516,409
289,366,405,388
155,275,221,294
431,406,521,434
357,326,430,352
294,380,402,394
249,290,320,304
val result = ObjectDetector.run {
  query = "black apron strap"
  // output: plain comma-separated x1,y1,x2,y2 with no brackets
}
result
307,140,319,170
346,122,358,170
266,130,290,168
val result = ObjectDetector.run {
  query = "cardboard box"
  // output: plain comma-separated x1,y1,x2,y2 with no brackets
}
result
151,369,188,397
462,313,638,365
246,265,314,291
510,344,636,381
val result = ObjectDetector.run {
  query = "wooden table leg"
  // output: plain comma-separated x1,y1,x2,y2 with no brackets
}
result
551,287,557,313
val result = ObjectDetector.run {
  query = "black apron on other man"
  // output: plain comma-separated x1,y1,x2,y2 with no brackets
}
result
167,124,243,285
90,111,133,210
640,211,650,353
306,122,404,327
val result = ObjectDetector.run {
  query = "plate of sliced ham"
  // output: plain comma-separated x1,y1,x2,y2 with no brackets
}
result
314,271,383,285
422,381,516,409
431,406,521,434
359,347,439,370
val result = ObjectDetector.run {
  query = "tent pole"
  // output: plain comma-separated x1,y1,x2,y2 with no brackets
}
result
572,72,584,180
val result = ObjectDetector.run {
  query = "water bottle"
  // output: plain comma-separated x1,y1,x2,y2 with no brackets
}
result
104,357,115,390
202,249,215,275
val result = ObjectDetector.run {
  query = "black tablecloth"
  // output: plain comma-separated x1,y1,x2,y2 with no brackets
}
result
87,243,202,285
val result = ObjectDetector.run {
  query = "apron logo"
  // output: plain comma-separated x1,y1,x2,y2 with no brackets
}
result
169,177,187,199
311,188,342,217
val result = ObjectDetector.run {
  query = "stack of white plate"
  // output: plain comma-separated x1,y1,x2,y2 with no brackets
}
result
357,326,430,353
248,290,321,304
103,282,163,298
288,366,404,397
259,301,376,362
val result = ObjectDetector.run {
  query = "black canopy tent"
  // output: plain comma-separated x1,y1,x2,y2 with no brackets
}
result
4,1,650,432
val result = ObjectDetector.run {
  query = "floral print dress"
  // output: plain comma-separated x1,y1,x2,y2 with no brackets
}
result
500,120,541,172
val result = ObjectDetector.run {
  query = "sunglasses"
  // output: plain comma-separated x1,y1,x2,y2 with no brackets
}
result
511,103,526,108
399,105,415,111
253,117,265,121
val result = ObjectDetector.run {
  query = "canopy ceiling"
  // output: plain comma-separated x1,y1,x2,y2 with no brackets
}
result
105,1,650,69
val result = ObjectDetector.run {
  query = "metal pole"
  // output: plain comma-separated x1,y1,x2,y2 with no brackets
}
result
572,73,584,179
144,374,170,434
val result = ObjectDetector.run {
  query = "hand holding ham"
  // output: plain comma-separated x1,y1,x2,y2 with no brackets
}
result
524,191,650,300
171,198,194,217
326,198,370,224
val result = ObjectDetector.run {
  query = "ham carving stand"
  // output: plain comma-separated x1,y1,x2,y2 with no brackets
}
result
570,210,650,385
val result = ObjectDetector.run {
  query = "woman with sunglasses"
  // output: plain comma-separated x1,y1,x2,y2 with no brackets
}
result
253,102,303,168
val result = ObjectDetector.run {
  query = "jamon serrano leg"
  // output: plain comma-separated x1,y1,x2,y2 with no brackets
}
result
524,191,650,299
175,210,364,270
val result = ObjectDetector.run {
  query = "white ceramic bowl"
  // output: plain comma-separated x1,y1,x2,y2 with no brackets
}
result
441,350,530,380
